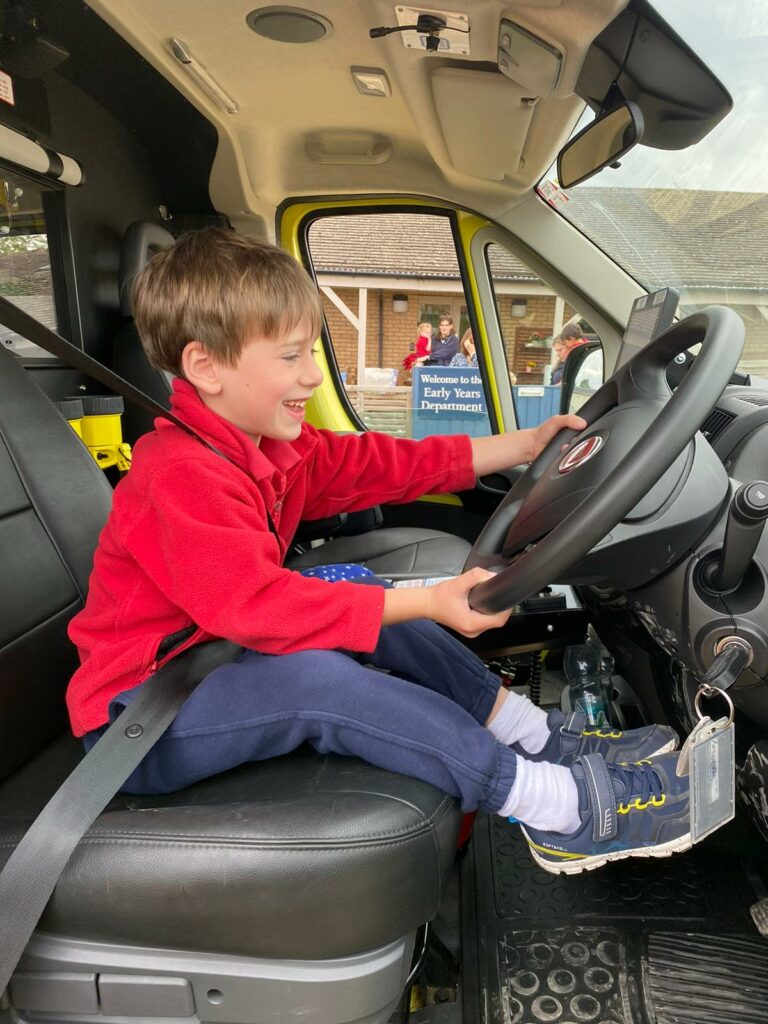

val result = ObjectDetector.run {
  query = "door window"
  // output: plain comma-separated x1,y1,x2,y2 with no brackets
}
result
485,241,603,428
303,211,491,439
0,170,59,360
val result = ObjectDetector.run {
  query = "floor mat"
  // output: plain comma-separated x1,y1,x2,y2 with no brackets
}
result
460,813,768,1024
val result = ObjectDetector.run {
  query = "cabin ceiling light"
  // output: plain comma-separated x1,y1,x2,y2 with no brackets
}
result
351,67,391,98
246,6,333,43
511,299,528,318
170,39,239,114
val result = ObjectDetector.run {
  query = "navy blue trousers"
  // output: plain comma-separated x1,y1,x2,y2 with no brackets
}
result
85,617,518,812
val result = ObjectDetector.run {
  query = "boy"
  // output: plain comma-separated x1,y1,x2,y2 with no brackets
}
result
68,229,691,874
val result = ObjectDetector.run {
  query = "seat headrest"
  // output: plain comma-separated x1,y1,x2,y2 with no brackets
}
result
119,221,176,316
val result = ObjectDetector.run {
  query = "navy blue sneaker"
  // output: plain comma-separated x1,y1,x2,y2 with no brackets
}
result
521,752,691,875
512,709,678,767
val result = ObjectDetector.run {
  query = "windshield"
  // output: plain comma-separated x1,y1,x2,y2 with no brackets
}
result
543,0,768,381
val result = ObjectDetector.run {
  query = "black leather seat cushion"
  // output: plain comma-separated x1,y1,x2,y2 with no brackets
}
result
288,528,471,578
0,742,462,961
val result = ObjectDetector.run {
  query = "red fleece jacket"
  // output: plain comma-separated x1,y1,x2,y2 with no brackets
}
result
66,379,476,736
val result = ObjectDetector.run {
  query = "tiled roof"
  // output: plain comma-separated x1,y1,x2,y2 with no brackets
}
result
307,191,768,291
308,212,536,282
563,188,768,290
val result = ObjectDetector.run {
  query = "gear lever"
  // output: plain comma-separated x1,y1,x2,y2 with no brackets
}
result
706,481,768,593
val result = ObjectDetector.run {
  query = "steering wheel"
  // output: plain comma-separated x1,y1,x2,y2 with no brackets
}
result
466,306,745,613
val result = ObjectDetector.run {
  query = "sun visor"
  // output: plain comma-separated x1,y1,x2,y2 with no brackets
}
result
432,68,533,181
576,0,732,150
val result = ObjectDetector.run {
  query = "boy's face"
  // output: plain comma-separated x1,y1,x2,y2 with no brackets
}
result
205,318,323,444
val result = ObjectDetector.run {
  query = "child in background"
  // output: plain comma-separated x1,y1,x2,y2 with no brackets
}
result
402,321,433,371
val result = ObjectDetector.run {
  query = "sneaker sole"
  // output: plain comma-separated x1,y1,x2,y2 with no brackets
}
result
522,828,693,876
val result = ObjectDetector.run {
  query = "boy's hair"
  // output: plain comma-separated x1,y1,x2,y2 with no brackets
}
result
133,227,324,376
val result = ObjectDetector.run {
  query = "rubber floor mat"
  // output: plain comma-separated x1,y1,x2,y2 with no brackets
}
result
461,813,768,1024
646,933,768,1024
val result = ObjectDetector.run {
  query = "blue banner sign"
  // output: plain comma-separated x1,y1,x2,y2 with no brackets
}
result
411,367,491,439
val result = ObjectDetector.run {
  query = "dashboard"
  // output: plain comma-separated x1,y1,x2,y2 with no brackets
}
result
707,384,768,481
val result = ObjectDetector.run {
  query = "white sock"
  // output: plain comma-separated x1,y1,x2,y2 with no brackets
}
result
498,756,582,834
486,690,551,754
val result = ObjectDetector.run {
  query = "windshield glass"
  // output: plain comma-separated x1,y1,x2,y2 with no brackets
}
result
542,0,768,381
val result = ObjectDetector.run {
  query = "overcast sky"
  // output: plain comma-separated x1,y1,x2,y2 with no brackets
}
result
585,0,768,193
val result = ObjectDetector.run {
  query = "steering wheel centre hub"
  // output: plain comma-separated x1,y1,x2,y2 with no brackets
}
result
559,434,604,473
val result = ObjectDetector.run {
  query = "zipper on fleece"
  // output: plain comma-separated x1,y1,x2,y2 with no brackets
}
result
138,626,208,683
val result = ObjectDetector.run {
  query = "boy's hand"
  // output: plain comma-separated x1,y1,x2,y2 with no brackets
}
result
470,414,586,476
527,413,587,462
425,567,513,637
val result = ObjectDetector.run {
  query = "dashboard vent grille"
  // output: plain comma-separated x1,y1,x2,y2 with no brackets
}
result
701,408,735,442
740,396,768,407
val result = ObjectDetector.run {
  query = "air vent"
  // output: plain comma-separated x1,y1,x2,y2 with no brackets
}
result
740,395,768,407
700,408,735,442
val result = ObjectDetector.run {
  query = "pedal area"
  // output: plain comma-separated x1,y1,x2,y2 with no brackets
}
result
460,812,768,1024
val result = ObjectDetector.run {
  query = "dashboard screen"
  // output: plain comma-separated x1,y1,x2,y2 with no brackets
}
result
616,287,679,369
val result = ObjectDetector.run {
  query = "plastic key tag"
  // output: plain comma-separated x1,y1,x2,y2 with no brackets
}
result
685,685,736,843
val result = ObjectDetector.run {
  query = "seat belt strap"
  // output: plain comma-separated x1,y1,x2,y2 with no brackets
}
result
0,640,243,996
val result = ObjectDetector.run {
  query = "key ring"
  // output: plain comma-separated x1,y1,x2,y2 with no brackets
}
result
694,684,735,727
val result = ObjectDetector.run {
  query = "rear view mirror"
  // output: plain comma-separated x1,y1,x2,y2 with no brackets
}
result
557,102,644,189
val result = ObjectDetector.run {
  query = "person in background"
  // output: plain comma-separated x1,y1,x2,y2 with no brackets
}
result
550,336,568,386
450,328,478,368
424,314,459,366
402,321,433,371
561,322,589,354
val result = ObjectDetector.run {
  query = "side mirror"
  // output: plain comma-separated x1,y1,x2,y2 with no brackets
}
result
559,342,604,415
557,102,644,189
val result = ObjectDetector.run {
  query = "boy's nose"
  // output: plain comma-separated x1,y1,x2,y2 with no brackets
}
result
304,354,324,387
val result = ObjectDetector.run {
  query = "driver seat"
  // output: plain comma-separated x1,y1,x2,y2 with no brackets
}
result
112,221,472,579
0,344,464,1023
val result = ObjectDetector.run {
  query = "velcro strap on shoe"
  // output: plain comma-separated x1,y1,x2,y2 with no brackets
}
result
559,710,587,755
579,753,618,843
562,710,587,735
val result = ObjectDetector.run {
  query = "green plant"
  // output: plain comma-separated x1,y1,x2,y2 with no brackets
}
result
0,277,35,296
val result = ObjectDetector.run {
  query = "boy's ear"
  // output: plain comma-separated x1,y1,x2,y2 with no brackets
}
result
181,341,222,395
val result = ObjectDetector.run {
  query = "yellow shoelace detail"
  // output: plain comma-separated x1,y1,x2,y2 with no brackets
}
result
582,728,623,739
617,794,666,814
